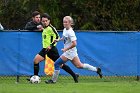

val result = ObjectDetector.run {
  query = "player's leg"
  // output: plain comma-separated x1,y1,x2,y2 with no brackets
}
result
60,52,79,83
26,50,45,81
33,48,46,75
30,48,46,75
33,54,44,75
61,64,79,83
71,56,102,78
45,55,67,83
47,46,79,83
72,56,97,71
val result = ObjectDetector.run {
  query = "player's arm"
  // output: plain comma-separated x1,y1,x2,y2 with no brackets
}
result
50,25,65,45
54,37,64,42
25,22,43,31
62,31,77,52
25,22,36,30
50,27,60,47
62,40,77,52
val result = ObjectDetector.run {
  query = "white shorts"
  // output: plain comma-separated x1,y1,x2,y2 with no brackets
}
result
62,50,78,60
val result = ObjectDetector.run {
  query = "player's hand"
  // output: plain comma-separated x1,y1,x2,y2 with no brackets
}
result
46,46,51,51
61,48,67,52
38,28,44,31
53,39,59,43
37,25,43,31
37,25,42,29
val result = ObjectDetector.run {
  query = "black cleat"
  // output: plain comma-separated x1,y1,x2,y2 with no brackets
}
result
26,75,33,82
45,79,55,84
97,67,103,78
74,73,79,83
26,78,30,81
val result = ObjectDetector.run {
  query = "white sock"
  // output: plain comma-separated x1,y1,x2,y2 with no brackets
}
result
83,63,97,72
52,70,60,82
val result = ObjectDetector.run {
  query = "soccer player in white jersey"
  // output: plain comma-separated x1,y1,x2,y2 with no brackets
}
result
46,16,102,84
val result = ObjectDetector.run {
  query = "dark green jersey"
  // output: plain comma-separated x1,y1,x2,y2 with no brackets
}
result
42,25,59,48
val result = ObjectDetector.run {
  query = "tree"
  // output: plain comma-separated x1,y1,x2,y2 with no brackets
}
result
0,0,139,31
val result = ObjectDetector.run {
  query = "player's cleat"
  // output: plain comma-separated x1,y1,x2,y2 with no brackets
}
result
96,67,103,78
74,73,79,83
26,75,33,81
26,78,30,81
45,79,55,84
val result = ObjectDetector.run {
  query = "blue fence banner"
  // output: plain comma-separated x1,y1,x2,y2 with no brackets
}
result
0,31,140,76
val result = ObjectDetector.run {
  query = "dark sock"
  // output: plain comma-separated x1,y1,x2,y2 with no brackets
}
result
34,63,39,75
61,64,77,82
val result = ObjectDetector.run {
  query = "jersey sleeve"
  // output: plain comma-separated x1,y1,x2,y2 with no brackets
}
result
68,30,77,41
50,26,60,46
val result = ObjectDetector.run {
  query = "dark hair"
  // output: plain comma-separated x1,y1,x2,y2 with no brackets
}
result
41,13,51,20
32,11,40,17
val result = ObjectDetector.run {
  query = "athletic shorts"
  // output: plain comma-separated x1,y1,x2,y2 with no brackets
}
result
62,50,78,60
38,46,59,62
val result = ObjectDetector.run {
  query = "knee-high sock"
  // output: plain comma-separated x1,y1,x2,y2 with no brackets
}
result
54,57,65,70
52,57,64,82
34,63,39,75
83,63,97,71
52,70,60,82
62,64,77,82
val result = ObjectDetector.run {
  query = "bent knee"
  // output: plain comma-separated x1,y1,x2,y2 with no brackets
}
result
34,61,39,64
75,65,83,69
34,59,40,64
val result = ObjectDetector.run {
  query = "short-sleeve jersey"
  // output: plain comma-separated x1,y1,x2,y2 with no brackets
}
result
62,27,77,52
42,25,59,48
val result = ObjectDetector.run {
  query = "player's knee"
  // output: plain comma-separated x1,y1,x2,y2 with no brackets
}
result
34,59,40,64
75,64,83,69
34,61,39,64
33,55,44,64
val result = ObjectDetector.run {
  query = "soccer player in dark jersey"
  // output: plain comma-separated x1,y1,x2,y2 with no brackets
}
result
30,13,79,83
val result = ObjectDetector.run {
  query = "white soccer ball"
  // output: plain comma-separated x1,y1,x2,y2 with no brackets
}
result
30,75,41,84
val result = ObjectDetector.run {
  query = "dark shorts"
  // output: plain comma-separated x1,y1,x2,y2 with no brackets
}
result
38,46,60,62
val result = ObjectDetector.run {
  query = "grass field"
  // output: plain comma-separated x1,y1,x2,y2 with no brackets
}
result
0,76,140,93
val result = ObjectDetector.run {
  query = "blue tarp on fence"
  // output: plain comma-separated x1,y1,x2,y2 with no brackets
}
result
0,31,140,76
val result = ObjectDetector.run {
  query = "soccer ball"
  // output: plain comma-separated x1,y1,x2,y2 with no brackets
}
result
30,75,41,84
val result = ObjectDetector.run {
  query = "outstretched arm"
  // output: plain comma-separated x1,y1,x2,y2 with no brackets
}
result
53,37,64,43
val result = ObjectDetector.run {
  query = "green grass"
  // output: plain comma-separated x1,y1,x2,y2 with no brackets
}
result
0,76,140,93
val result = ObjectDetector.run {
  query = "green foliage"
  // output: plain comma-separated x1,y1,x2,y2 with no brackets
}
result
0,0,139,31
